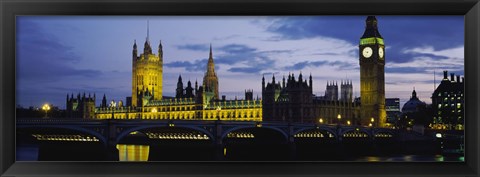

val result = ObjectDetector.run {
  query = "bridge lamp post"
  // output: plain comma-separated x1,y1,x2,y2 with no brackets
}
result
347,120,351,126
319,118,324,124
216,106,221,121
151,108,157,119
371,117,375,127
42,104,50,118
337,114,342,125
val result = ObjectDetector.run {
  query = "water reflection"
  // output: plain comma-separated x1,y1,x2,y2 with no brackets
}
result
356,155,463,162
116,144,150,161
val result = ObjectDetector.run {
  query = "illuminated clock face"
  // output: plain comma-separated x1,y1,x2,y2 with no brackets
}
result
362,47,373,58
378,47,384,58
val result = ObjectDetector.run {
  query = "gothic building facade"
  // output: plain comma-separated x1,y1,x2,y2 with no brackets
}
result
262,73,359,124
66,27,261,121
131,33,163,107
262,73,314,122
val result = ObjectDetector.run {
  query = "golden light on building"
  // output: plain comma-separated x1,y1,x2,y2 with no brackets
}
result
347,120,351,125
319,118,324,124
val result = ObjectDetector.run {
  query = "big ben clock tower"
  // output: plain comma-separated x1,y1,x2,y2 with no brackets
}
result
359,16,386,127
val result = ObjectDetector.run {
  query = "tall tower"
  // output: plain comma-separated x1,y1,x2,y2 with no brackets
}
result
341,80,353,102
359,16,386,127
131,22,163,107
203,44,219,100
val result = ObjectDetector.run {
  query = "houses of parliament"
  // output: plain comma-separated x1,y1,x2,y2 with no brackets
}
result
66,16,388,127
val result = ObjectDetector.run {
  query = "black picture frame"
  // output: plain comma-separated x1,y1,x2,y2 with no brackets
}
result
1,0,479,176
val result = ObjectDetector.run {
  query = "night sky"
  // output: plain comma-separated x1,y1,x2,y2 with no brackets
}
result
16,16,464,109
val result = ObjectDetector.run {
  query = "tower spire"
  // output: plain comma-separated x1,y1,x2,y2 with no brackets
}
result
147,20,150,42
434,69,436,91
209,43,212,59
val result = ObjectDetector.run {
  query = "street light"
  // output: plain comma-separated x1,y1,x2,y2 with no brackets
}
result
42,103,50,118
319,118,324,124
347,120,351,125
337,114,342,125
371,117,375,127
151,108,158,119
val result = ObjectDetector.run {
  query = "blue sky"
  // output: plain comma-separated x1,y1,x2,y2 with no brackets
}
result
16,16,464,109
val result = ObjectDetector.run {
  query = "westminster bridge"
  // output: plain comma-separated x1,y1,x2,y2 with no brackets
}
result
17,118,437,161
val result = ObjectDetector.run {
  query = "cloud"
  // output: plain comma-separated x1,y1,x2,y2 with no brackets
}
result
176,44,209,51
260,16,464,64
283,60,353,71
164,59,208,72
386,45,464,76
219,44,257,54
228,67,262,73
16,19,103,82
167,43,277,74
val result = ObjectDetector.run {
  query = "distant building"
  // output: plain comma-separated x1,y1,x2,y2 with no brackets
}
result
324,81,338,101
431,70,464,130
385,98,400,124
340,80,353,103
66,93,96,119
402,89,426,113
175,75,195,99
400,89,428,128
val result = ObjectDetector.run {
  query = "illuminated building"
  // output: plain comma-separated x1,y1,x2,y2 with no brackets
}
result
359,16,387,127
431,70,464,130
203,44,220,101
131,23,163,107
67,26,261,121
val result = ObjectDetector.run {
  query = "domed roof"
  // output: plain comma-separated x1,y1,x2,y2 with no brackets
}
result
402,89,426,113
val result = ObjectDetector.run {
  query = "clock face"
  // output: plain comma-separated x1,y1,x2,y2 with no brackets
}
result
362,47,373,58
378,47,384,58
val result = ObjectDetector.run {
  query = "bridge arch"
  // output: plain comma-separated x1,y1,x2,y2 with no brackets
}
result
116,124,214,143
373,129,396,138
340,127,372,138
221,125,288,142
293,127,337,138
16,125,107,146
